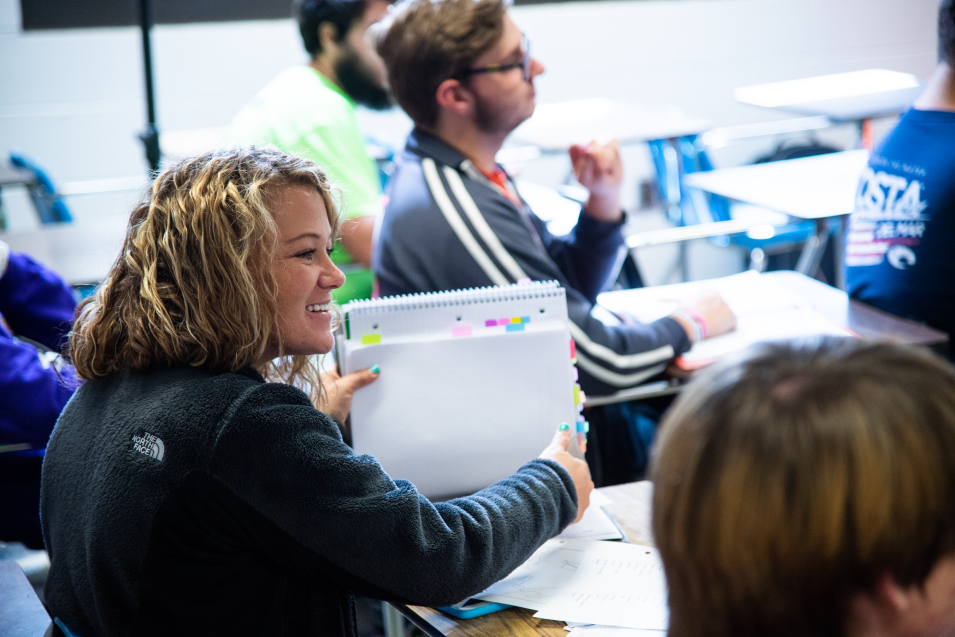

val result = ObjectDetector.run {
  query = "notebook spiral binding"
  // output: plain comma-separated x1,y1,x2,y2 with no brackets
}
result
342,281,565,315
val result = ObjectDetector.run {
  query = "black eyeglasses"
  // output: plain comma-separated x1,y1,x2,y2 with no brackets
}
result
458,33,532,83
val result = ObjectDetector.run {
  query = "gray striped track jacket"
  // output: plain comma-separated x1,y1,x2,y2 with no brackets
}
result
374,129,691,397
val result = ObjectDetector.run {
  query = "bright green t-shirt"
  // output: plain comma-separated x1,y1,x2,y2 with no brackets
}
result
226,66,379,303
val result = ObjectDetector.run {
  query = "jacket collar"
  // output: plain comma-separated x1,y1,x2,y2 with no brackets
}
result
405,127,472,170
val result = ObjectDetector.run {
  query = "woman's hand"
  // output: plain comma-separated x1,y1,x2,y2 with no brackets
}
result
321,365,380,424
539,424,594,524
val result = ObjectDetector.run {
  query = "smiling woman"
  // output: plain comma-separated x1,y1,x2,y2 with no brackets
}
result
40,147,592,637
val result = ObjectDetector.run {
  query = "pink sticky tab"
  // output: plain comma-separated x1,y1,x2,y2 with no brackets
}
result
499,318,509,326
570,339,576,359
452,327,472,338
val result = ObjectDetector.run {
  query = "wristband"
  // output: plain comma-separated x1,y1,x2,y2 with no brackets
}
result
670,309,705,343
683,308,708,340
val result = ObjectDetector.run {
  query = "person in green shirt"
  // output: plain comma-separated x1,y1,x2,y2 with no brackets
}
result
227,0,392,303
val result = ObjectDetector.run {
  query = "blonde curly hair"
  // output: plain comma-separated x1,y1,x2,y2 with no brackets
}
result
69,147,341,405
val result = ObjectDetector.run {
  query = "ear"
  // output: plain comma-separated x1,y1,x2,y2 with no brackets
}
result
873,574,915,613
318,21,340,55
846,576,907,636
434,78,473,118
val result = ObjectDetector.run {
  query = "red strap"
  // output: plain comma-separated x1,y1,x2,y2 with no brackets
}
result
479,167,522,207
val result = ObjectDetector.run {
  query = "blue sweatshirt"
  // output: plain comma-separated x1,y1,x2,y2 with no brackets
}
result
0,244,77,448
845,109,955,339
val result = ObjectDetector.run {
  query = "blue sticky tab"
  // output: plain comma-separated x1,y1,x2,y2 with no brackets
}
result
505,323,525,332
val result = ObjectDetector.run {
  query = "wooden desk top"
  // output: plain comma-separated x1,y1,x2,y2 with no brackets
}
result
397,481,654,637
682,150,870,220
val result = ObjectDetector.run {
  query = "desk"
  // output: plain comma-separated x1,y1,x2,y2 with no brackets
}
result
394,481,654,637
586,271,948,406
734,69,921,149
0,560,52,637
511,99,711,151
768,270,947,348
683,150,870,286
0,214,128,285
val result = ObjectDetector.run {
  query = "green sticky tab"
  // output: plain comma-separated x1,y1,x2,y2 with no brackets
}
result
573,385,581,406
361,334,381,345
345,313,351,340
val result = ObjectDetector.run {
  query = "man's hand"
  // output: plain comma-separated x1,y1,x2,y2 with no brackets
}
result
692,292,737,339
569,140,623,223
539,424,594,525
670,292,737,343
321,365,380,424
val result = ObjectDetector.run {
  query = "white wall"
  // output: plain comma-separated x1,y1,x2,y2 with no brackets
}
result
0,0,941,233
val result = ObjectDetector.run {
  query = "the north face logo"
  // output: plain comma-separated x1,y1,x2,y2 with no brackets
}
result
132,432,165,461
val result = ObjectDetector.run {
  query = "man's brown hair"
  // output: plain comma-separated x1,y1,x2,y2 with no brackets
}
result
652,338,955,637
376,0,507,127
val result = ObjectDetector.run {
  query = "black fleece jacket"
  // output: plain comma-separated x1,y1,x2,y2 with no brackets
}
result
40,366,577,637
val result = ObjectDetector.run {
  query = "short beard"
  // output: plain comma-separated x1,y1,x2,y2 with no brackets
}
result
473,93,521,136
335,49,393,111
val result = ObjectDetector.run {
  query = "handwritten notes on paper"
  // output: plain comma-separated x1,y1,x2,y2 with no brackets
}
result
474,539,668,630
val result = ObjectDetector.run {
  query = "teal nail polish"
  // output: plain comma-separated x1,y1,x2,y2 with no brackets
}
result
558,423,570,431
370,365,380,374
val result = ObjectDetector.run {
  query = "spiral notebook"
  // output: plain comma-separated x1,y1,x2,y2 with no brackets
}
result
336,282,580,500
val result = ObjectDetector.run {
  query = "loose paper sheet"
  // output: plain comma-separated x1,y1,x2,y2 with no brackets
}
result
567,626,665,637
533,542,668,630
474,539,588,611
556,491,623,541
474,539,668,630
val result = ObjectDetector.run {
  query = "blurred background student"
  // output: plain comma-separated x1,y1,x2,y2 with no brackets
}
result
0,239,76,549
652,338,955,637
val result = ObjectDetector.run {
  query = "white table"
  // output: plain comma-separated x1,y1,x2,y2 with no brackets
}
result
1,215,128,285
511,98,711,151
682,150,870,286
734,69,921,148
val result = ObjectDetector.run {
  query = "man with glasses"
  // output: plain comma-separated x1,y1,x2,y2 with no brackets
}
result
374,0,734,409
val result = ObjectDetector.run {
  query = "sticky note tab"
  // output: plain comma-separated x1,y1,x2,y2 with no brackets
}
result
573,384,581,406
572,367,579,381
361,334,381,345
576,420,588,434
521,316,530,324
452,326,472,337
570,339,576,360
485,320,496,327
505,324,525,332
511,317,522,324
499,318,508,325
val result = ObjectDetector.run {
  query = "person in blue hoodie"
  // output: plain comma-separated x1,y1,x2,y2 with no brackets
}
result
0,239,77,548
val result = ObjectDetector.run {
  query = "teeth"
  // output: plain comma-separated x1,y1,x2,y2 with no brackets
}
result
307,304,332,312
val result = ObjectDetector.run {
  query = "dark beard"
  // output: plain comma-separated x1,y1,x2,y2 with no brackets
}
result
335,50,393,110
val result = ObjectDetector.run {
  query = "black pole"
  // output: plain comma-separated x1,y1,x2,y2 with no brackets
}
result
138,0,161,176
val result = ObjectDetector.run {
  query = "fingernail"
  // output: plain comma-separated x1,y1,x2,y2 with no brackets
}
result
558,423,570,431
370,365,380,374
